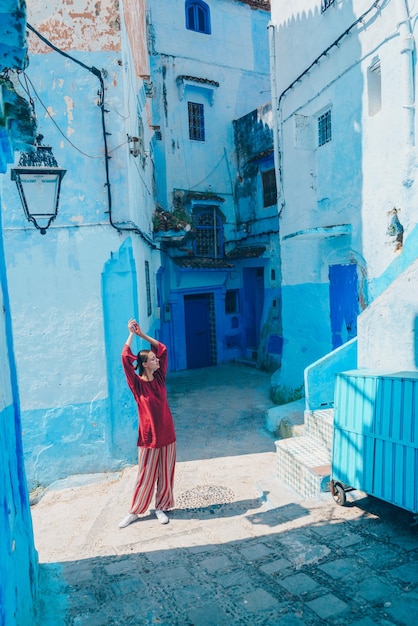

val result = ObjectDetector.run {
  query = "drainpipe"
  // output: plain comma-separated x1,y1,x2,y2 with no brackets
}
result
396,0,415,146
267,21,283,216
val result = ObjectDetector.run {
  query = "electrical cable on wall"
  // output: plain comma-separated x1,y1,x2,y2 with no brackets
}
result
274,0,385,216
26,23,157,249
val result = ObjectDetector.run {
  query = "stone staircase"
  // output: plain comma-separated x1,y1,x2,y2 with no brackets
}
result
268,405,334,499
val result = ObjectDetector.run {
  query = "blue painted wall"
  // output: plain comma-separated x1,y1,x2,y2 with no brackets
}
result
0,230,38,619
0,2,39,623
0,2,161,493
0,1,278,509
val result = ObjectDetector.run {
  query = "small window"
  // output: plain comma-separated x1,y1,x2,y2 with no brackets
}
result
186,0,211,34
194,209,223,257
188,101,205,141
368,58,381,116
145,261,152,316
225,290,239,315
261,169,277,207
321,0,335,12
318,109,332,146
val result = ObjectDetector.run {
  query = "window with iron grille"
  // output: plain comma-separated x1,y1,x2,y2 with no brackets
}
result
225,290,239,314
368,58,381,116
321,0,335,12
194,210,223,257
261,169,277,207
185,0,211,34
318,109,332,146
145,261,152,316
188,102,205,141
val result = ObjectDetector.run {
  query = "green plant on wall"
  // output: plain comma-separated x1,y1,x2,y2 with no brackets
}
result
172,206,192,225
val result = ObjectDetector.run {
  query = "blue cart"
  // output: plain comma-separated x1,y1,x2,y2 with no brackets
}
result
331,370,418,514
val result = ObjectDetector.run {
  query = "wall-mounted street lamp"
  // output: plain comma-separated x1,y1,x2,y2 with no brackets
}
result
128,135,139,157
11,135,66,234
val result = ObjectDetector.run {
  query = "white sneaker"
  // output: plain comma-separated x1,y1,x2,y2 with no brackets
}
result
155,509,169,524
118,513,138,528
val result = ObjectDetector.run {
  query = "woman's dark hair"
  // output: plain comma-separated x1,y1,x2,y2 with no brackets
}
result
135,349,151,375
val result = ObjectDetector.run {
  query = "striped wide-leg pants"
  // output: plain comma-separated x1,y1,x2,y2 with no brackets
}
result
129,441,176,515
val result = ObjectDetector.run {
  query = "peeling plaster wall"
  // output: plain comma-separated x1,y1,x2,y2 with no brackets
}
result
1,0,160,490
233,103,276,229
27,0,122,53
233,103,282,371
122,0,149,77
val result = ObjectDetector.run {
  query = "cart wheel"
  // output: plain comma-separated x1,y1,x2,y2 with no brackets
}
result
332,482,346,506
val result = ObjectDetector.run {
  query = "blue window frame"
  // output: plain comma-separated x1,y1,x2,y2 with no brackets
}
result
194,210,223,258
188,102,205,141
318,109,332,146
186,0,211,34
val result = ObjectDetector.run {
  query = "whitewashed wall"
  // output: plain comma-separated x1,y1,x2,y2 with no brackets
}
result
270,0,418,397
148,0,271,215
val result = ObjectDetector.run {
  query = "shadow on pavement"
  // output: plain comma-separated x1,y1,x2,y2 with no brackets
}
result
37,499,418,626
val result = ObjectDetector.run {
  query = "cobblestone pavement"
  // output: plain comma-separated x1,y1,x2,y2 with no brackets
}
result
32,364,418,625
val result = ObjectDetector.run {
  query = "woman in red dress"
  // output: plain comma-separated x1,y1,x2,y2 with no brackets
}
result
119,319,176,527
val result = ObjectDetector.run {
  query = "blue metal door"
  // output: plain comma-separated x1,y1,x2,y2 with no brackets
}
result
184,293,212,368
329,263,359,349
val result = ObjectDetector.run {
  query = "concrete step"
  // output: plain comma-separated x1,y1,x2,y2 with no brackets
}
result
275,436,331,499
265,398,305,439
305,407,334,453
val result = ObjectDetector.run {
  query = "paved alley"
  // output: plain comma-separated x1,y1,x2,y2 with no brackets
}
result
32,364,418,625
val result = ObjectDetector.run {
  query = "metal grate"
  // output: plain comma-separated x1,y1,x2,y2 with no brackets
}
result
145,261,152,316
188,101,205,141
261,168,277,207
318,109,332,146
225,289,239,314
194,210,223,257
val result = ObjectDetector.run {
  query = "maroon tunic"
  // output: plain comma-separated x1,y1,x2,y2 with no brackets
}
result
121,342,176,448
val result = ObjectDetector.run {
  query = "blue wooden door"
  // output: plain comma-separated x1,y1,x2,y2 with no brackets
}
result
184,293,212,368
329,263,359,349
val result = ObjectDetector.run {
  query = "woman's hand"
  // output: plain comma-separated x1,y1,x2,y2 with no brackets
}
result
128,319,141,335
126,321,158,350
